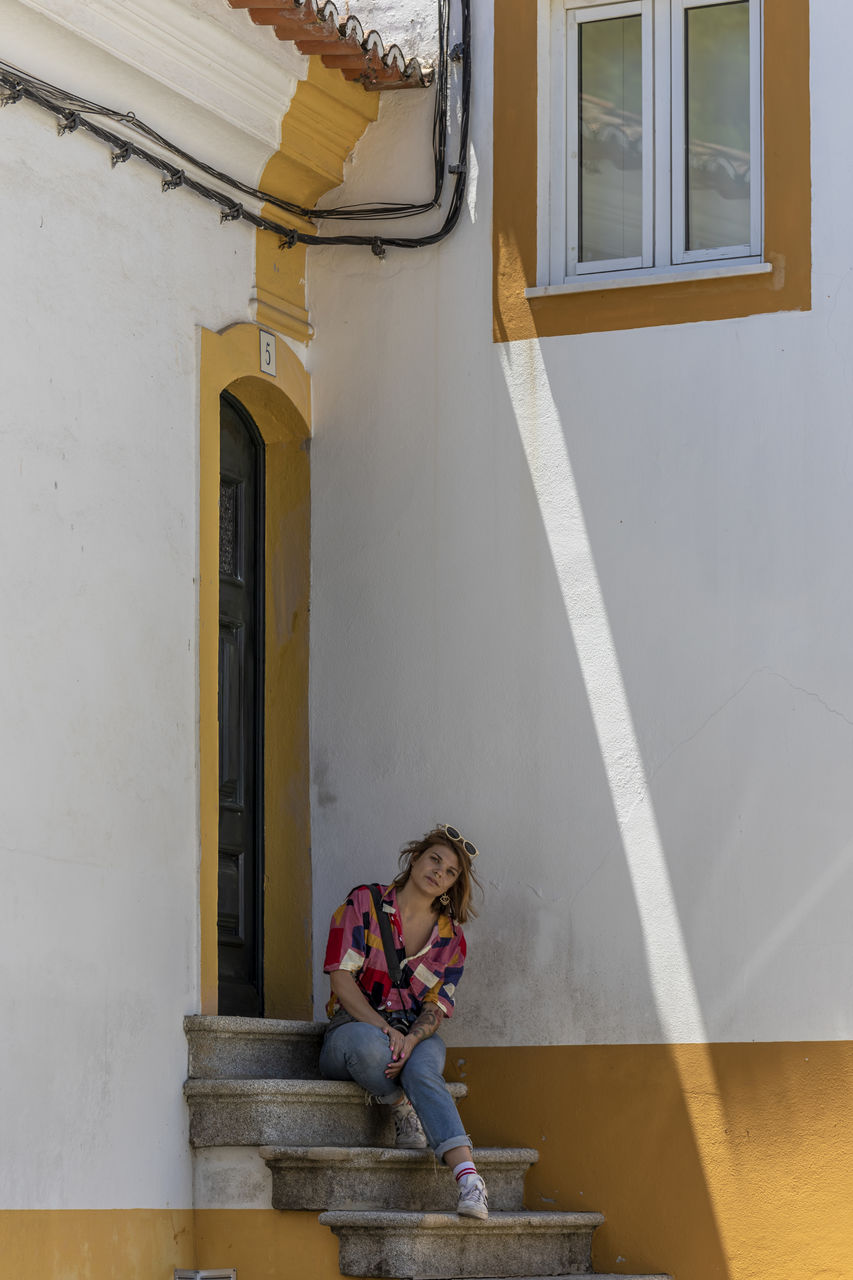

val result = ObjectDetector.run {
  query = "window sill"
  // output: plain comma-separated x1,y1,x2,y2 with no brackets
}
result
525,260,773,298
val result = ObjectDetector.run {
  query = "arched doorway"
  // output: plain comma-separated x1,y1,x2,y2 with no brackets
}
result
200,324,314,1020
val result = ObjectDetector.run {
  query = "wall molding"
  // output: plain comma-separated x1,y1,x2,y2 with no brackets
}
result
250,284,314,344
16,0,307,147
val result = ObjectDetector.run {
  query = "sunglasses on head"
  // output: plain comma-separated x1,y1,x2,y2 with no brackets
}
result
438,823,479,860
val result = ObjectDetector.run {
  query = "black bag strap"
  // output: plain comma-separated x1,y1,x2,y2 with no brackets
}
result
368,882,406,989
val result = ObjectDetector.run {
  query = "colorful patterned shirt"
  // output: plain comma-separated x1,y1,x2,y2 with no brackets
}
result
323,882,466,1021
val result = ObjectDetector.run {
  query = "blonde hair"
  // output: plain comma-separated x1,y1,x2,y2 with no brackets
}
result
394,825,483,924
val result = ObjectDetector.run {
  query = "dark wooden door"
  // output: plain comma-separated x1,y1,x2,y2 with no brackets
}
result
218,393,265,1016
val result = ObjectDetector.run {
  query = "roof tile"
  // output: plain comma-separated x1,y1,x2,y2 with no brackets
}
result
225,0,434,90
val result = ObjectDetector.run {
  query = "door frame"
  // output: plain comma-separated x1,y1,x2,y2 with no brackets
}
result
199,323,312,1018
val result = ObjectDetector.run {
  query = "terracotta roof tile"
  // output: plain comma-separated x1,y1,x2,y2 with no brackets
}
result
225,0,434,90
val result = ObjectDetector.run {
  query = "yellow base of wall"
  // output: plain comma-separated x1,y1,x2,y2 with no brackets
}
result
6,1042,852,1279
0,1209,370,1280
195,1209,370,1280
0,1210,196,1278
448,1041,853,1280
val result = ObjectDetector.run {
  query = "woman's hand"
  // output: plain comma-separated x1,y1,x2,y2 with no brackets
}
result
384,1031,417,1078
383,1025,408,1064
384,1004,445,1078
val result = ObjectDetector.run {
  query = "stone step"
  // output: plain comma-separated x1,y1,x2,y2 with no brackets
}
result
318,1209,605,1279
260,1145,539,1212
184,1078,468,1148
184,1014,325,1079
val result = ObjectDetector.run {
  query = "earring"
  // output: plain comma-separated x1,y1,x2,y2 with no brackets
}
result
439,892,450,906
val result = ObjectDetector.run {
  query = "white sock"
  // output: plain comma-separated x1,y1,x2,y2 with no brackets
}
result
452,1160,478,1184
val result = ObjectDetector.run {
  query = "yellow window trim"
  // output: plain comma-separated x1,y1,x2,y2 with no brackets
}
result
493,0,811,342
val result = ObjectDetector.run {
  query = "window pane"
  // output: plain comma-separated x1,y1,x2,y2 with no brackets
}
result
578,15,643,264
685,1,751,252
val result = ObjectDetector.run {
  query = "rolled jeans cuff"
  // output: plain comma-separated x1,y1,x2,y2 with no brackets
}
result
433,1133,472,1162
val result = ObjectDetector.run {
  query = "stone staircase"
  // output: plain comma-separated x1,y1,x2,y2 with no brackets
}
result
184,1015,669,1280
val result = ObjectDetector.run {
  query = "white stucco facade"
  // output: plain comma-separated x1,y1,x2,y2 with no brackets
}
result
308,0,853,1050
0,0,297,1211
3,0,851,1262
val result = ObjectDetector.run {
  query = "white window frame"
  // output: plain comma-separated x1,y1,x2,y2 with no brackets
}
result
670,0,763,264
567,1,654,277
541,0,764,288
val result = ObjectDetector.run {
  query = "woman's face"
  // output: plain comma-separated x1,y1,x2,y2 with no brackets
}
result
411,843,461,900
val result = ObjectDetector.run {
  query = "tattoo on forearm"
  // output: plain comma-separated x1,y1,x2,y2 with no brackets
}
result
409,1005,443,1043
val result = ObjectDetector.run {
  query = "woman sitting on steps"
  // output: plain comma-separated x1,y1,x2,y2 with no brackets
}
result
320,823,488,1220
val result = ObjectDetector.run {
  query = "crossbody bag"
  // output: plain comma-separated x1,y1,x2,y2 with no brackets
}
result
367,882,417,1032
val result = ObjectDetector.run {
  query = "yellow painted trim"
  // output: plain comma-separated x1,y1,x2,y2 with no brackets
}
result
0,1208,354,1280
493,0,812,340
449,1040,853,1280
195,1209,349,1280
199,323,311,1016
254,58,380,343
7,1041,850,1280
0,1210,196,1277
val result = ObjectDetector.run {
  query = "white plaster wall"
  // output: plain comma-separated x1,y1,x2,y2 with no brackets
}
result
307,0,853,1048
10,0,305,168
0,3,260,1209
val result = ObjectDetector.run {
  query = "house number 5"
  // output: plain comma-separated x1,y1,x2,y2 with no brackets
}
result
259,331,276,378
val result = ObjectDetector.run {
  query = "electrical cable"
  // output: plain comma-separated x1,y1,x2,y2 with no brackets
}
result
0,0,449,222
0,0,470,256
307,0,470,254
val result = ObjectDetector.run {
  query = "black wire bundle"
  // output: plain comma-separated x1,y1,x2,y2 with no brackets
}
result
314,0,470,252
0,0,470,255
311,0,451,222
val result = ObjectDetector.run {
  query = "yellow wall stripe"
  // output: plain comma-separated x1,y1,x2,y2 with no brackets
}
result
0,1209,367,1280
195,1208,360,1280
254,59,380,343
7,1036,850,1280
0,1210,196,1278
448,1040,853,1280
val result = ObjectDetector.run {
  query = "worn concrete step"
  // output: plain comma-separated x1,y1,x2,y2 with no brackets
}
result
184,1014,325,1080
184,1078,468,1148
260,1145,538,1211
318,1209,605,1279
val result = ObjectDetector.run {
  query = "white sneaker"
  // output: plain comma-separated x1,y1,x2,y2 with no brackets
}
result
456,1173,489,1220
391,1097,428,1149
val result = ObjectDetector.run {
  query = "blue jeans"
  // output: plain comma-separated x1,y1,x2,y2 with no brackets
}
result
319,1022,469,1162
